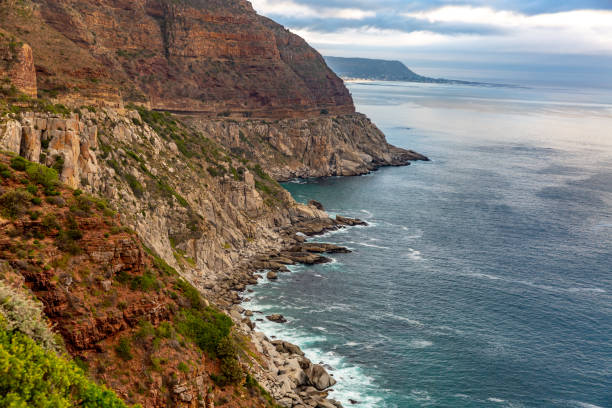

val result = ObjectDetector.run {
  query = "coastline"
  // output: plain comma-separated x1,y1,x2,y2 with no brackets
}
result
222,209,370,408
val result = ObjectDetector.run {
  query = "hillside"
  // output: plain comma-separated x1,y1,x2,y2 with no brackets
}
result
324,56,431,82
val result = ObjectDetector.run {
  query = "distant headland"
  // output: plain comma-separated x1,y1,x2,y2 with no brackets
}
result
324,56,509,86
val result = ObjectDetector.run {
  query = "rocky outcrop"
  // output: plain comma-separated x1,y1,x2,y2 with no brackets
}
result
0,33,37,98
187,113,428,180
248,331,343,408
0,119,22,153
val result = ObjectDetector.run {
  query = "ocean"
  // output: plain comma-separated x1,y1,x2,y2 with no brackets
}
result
243,81,612,407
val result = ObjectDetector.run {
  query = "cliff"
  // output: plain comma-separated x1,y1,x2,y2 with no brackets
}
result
1,0,353,117
0,151,351,407
187,113,428,180
0,0,427,179
0,30,37,98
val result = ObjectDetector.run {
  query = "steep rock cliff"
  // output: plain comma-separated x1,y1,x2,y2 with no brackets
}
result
188,113,429,180
2,0,353,117
0,30,37,98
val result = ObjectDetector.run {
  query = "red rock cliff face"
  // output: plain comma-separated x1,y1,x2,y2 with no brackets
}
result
0,32,37,98
19,0,354,117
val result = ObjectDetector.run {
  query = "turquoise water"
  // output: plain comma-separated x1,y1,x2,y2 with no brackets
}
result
243,82,612,408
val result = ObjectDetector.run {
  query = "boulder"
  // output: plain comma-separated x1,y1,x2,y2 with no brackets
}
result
306,364,336,391
266,314,287,323
267,271,278,280
271,340,304,356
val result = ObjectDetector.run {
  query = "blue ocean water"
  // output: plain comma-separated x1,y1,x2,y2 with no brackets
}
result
243,82,612,408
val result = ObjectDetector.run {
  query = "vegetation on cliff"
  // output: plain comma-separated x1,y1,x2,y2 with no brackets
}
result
0,152,283,407
0,313,130,408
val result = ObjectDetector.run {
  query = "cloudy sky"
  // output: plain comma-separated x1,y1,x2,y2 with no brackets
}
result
250,0,612,86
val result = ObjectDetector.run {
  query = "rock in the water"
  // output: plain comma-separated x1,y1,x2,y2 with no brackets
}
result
266,314,287,323
336,215,368,226
308,200,325,210
267,271,278,280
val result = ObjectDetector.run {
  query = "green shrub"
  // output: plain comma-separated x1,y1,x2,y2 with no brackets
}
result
0,163,12,179
0,281,59,352
115,270,159,292
175,307,232,357
9,156,27,171
72,195,93,214
174,279,202,309
125,174,144,197
51,155,64,174
0,316,130,407
130,271,159,292
177,361,189,373
41,214,60,232
115,336,133,361
0,189,32,218
55,216,83,254
155,322,174,339
26,184,38,195
25,161,59,193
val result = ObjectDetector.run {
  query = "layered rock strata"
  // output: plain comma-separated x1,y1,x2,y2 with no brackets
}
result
3,0,353,117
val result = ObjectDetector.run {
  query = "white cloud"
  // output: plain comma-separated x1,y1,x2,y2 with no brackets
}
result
402,6,612,54
292,27,460,47
250,0,375,20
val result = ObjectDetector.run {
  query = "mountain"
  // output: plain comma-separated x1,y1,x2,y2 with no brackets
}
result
3,0,353,118
0,0,427,406
324,56,483,85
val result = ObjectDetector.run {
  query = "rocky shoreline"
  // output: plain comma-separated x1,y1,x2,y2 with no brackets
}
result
222,208,369,408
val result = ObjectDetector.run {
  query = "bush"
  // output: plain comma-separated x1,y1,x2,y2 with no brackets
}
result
25,161,59,193
175,307,232,357
41,214,60,232
26,184,38,195
130,271,159,292
115,336,133,361
174,279,202,309
0,189,32,218
0,163,12,179
0,281,59,352
55,215,83,254
115,270,159,292
125,174,144,197
0,316,131,408
9,156,27,171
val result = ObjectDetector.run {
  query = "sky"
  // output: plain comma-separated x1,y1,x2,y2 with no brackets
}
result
250,0,612,86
